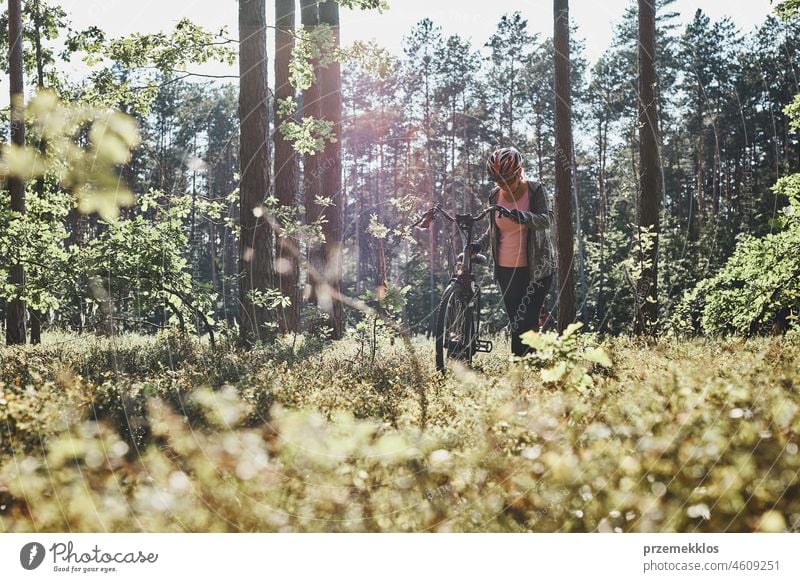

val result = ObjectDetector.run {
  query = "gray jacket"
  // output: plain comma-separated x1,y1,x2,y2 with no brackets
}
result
474,181,557,283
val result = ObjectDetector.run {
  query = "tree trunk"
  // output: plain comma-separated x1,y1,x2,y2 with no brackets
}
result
423,67,437,336
318,0,345,339
596,117,608,327
635,0,661,336
711,125,720,220
535,113,544,180
694,123,704,234
238,0,274,346
210,218,218,293
508,55,515,144
300,0,324,320
29,0,47,345
553,0,576,332
355,154,364,297
6,0,26,345
274,0,300,334
572,143,587,326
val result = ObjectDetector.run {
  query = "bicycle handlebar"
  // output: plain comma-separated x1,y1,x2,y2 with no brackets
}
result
411,203,512,229
474,205,513,221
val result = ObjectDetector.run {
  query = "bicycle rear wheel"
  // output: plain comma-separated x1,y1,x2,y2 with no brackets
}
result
435,282,479,371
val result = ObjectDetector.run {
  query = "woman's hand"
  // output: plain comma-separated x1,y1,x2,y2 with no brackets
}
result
507,209,528,224
507,206,553,230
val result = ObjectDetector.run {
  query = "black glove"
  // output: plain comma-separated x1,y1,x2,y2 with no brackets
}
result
507,209,528,224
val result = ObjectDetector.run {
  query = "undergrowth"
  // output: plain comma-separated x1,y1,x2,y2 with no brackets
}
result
0,329,798,532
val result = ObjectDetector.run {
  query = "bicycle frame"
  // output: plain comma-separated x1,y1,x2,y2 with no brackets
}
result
413,203,512,367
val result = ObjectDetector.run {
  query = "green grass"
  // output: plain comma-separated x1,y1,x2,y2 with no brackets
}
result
0,329,798,532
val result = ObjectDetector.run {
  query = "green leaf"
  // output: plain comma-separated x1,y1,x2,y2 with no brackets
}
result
541,361,567,383
561,322,583,339
583,347,612,368
520,330,543,349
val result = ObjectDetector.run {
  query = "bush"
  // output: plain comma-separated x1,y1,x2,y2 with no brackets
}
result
671,175,800,337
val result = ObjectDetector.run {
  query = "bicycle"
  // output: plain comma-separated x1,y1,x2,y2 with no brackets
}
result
412,202,513,372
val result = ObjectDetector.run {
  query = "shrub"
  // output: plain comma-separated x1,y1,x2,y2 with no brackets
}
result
671,175,800,337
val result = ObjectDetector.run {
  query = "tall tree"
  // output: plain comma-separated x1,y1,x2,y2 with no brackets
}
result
28,0,53,344
486,13,536,145
299,0,325,323
678,10,739,236
5,0,26,345
238,0,274,345
553,0,576,331
318,0,345,339
205,84,240,326
526,39,555,182
402,18,443,330
586,50,627,324
274,0,300,333
434,33,478,215
635,0,661,335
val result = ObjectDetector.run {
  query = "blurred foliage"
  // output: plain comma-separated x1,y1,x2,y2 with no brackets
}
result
337,0,389,12
1,90,140,220
0,332,798,532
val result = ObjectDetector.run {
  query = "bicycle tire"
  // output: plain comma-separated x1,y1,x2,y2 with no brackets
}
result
435,282,479,371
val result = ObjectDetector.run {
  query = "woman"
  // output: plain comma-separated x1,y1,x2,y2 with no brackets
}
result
471,147,556,357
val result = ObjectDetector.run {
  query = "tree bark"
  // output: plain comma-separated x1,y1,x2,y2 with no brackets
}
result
422,57,437,336
274,0,300,333
596,116,608,327
300,0,324,319
30,0,47,345
6,0,26,345
238,0,274,346
553,0,576,332
318,0,345,339
635,0,661,336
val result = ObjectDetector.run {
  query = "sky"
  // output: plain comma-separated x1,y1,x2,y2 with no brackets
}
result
51,0,776,80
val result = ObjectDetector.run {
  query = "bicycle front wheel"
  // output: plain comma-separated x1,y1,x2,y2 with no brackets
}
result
435,282,478,372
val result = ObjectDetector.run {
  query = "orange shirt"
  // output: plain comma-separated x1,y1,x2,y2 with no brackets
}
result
495,185,529,268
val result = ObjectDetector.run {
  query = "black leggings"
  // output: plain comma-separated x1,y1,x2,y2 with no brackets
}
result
496,267,553,357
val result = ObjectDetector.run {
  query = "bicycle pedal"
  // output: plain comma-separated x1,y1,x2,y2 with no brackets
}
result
474,339,493,353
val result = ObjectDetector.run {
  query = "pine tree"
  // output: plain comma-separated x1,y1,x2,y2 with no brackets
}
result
274,0,300,333
299,0,325,324
485,12,536,145
553,0,576,332
318,0,345,339
635,0,661,336
237,0,274,345
5,0,26,345
402,18,444,330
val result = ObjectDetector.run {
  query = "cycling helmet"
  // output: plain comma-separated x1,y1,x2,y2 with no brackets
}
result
486,147,522,182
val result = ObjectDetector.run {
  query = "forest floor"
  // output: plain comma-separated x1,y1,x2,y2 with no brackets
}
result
0,329,798,532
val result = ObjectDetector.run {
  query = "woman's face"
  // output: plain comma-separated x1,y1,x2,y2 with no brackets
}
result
496,169,522,193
